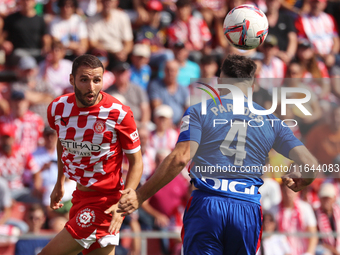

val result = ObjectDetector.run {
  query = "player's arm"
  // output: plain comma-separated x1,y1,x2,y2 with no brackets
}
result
104,150,143,235
50,139,66,210
281,145,318,192
118,140,199,215
123,150,143,191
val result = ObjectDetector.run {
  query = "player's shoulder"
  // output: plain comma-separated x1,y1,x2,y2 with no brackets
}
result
102,92,133,116
48,93,75,116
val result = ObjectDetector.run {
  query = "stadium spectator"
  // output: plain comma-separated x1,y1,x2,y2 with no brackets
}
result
140,149,189,254
258,213,291,255
148,60,189,125
266,0,297,64
106,61,151,124
159,41,200,87
49,0,88,60
167,0,212,60
276,184,318,255
15,204,50,255
38,40,73,97
12,55,56,123
305,105,340,165
87,0,133,63
199,54,218,79
130,43,151,91
258,35,286,90
296,39,332,101
32,126,58,203
295,0,340,68
92,49,115,91
150,104,178,151
0,177,22,245
284,61,322,135
135,0,174,72
137,125,156,185
1,0,51,62
0,90,44,155
315,183,340,255
0,122,41,203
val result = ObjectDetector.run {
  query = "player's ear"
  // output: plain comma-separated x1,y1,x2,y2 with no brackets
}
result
70,74,75,87
251,83,255,92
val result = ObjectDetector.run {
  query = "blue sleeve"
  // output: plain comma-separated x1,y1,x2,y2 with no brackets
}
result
177,106,202,144
272,119,303,158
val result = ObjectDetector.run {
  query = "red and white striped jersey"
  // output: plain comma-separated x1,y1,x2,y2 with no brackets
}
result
0,147,39,190
295,13,339,55
167,16,212,51
149,129,179,151
0,112,44,155
47,92,141,193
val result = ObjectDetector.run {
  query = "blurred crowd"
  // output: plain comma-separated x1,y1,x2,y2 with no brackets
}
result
1,0,340,254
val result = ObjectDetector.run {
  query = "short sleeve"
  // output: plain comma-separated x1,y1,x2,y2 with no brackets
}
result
272,118,303,158
120,11,133,41
117,108,141,154
177,106,202,144
40,16,48,36
47,101,56,130
87,18,99,42
138,86,149,103
78,19,88,39
148,80,162,101
301,201,317,227
285,13,296,33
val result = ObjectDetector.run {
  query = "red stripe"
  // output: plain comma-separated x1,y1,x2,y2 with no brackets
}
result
256,206,263,253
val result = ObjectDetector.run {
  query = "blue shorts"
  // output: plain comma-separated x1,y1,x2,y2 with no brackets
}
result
181,190,262,255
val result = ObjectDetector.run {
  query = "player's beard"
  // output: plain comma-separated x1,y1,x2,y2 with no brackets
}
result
74,82,101,107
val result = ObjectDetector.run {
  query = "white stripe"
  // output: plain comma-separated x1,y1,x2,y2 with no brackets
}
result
98,233,120,248
123,146,141,154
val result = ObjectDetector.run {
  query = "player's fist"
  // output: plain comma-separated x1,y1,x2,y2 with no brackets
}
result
117,188,142,215
50,183,64,210
281,172,313,192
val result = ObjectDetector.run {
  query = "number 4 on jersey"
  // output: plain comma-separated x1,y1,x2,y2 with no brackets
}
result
219,121,248,166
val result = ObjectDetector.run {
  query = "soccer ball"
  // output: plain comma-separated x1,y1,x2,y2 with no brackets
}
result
223,4,268,50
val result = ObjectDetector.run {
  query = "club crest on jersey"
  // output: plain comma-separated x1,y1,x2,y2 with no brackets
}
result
76,208,96,228
93,120,106,134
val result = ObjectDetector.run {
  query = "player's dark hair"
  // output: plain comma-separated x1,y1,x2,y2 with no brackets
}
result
57,0,78,9
176,0,191,8
71,54,104,77
220,54,257,79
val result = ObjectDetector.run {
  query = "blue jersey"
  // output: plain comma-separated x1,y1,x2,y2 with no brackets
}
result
177,94,303,204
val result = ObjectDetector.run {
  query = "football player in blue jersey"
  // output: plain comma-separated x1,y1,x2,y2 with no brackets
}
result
118,54,318,255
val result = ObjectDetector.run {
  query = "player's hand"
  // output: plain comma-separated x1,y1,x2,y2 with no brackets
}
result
117,188,142,215
104,203,124,235
281,172,313,192
50,183,64,210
